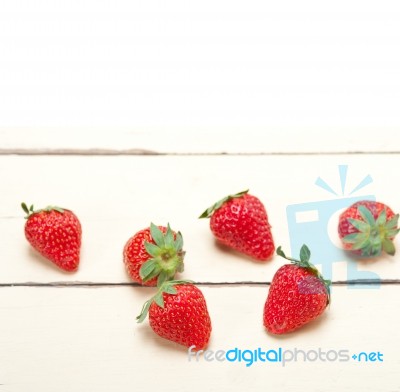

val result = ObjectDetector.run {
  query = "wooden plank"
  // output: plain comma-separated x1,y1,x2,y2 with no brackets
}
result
0,155,399,283
0,128,399,154
0,285,398,392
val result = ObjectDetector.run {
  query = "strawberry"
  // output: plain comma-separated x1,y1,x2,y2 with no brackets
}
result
263,245,330,335
123,223,184,287
22,203,82,272
137,281,212,350
199,190,275,261
338,200,399,257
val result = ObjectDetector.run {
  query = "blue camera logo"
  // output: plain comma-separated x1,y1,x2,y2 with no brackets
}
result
286,165,380,288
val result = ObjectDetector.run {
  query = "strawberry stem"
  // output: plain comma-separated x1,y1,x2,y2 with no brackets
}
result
199,189,249,219
21,202,34,218
21,203,65,219
139,223,185,286
343,205,399,257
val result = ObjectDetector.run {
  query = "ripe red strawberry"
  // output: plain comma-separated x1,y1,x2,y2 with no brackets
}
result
338,200,399,257
123,223,184,287
22,203,82,272
199,190,275,261
263,245,330,335
137,281,212,350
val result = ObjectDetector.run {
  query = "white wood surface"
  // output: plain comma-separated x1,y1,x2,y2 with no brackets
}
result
0,148,399,392
0,286,398,392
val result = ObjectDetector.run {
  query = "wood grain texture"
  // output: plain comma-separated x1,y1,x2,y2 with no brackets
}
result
0,155,399,283
0,128,399,154
0,285,398,392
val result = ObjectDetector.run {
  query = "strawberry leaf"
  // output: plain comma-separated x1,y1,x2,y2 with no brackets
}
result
21,202,30,215
136,300,152,323
150,223,165,247
174,232,183,251
139,259,157,280
357,205,376,227
371,242,382,256
342,233,366,244
144,242,160,257
154,292,164,308
163,284,178,295
382,239,395,255
164,224,174,247
300,245,311,263
157,271,168,287
143,265,162,282
276,246,287,259
385,214,399,230
376,209,387,226
348,218,370,232
353,237,371,251
387,228,400,238
199,189,249,218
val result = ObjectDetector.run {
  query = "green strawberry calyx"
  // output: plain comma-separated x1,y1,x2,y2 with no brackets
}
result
139,223,185,286
21,202,65,219
136,279,194,323
277,244,331,304
343,205,399,257
199,189,249,219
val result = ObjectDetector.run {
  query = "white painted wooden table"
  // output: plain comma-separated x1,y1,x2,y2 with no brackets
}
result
0,130,399,392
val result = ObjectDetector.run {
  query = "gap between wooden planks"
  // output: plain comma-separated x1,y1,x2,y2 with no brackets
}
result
0,280,399,287
0,128,399,154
